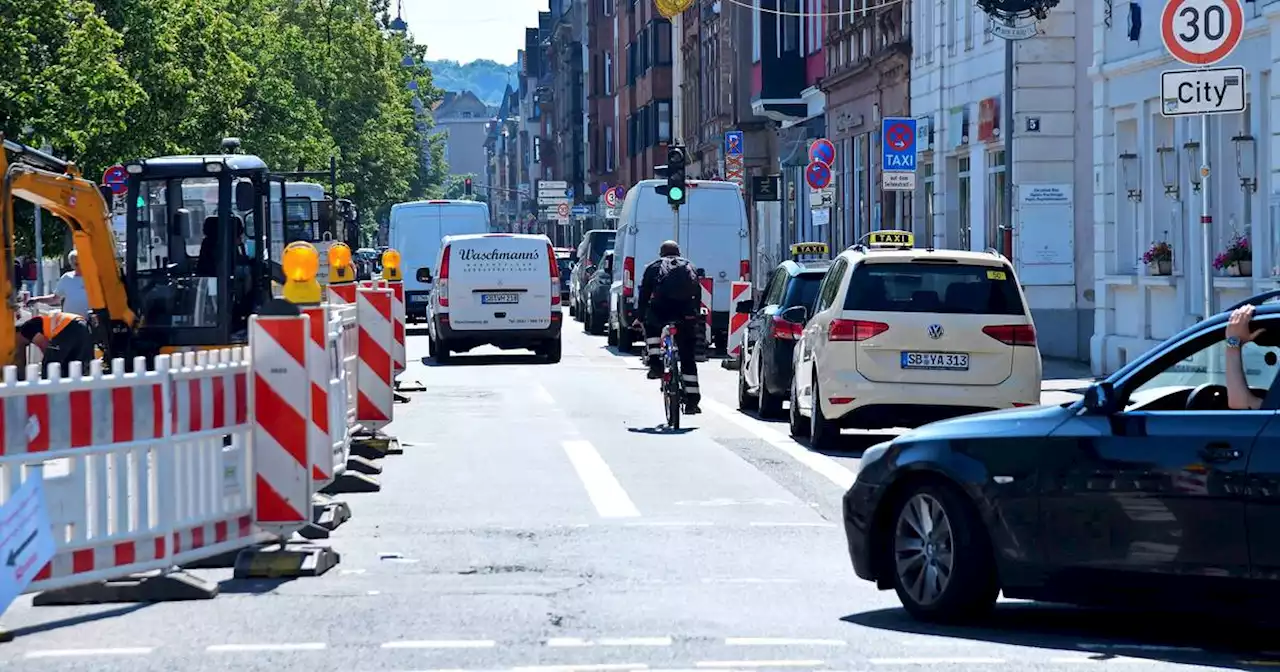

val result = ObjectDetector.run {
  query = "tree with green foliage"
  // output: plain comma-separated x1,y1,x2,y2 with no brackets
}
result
0,0,447,253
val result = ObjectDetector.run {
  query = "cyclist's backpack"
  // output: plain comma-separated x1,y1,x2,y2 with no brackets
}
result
654,257,699,307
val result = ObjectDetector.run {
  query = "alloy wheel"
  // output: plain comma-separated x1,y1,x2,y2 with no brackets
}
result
894,493,955,607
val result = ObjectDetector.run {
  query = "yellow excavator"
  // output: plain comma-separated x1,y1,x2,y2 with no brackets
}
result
0,135,136,369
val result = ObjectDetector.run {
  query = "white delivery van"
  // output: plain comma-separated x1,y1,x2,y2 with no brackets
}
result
608,179,748,352
427,233,563,364
388,199,491,321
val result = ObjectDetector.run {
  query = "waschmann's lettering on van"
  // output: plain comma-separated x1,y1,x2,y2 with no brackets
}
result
458,248,541,261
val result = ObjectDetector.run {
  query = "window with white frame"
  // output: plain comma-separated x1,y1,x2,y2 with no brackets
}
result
854,134,869,239
958,156,971,250
965,4,974,49
752,0,761,62
836,137,851,251
604,0,613,16
605,126,615,172
657,101,671,142
920,161,936,244
533,137,541,163
986,150,1006,254
1220,100,1254,274
949,0,959,55
605,52,614,94
1115,118,1139,273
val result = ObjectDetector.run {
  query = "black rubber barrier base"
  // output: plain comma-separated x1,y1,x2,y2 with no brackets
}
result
33,571,218,605
320,471,380,495
233,543,339,579
350,436,391,460
394,392,411,404
181,549,241,570
396,379,427,392
345,455,382,475
296,522,332,541
311,495,352,531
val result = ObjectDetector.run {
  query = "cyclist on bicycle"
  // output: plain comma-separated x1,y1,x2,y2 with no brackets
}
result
633,240,701,414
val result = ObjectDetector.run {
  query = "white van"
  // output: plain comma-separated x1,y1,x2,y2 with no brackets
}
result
608,180,748,352
427,233,563,363
388,199,490,321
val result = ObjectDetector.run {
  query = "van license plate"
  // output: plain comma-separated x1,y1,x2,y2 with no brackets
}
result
481,293,519,305
901,352,969,371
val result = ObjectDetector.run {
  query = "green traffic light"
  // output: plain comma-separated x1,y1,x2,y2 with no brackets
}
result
668,187,684,201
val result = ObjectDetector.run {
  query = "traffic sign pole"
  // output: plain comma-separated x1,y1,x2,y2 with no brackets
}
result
1160,0,1243,321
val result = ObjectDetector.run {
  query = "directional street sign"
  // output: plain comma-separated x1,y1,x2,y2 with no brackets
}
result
572,204,593,216
102,165,128,195
808,138,836,166
1161,66,1246,116
0,473,55,616
805,161,833,191
1160,0,1244,66
881,118,918,172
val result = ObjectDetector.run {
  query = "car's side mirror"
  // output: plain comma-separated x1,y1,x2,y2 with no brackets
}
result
1083,381,1117,414
780,305,808,324
736,299,754,314
416,267,432,283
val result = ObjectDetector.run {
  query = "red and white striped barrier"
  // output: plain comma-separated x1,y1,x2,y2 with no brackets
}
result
301,305,348,489
329,280,357,305
727,281,751,359
386,280,406,378
355,286,394,432
0,351,265,596
334,304,358,432
249,314,315,536
700,277,714,347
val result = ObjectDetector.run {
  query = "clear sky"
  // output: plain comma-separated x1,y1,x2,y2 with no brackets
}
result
403,0,549,65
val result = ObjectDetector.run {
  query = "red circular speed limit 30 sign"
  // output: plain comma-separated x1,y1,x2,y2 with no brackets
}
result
1161,0,1244,66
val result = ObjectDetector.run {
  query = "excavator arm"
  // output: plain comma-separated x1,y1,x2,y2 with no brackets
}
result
0,136,137,368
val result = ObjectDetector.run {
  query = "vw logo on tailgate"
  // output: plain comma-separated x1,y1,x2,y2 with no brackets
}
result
927,324,944,340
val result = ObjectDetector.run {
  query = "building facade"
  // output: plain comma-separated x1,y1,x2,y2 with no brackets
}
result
1088,0,1277,374
909,0,1095,360
588,0,623,200
431,90,492,178
618,0,674,188
823,0,911,249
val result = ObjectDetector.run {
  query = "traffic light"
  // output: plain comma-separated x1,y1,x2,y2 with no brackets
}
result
665,145,687,207
464,177,473,197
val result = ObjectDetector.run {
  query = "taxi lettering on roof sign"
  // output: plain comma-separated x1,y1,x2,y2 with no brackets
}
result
790,242,830,258
866,230,914,247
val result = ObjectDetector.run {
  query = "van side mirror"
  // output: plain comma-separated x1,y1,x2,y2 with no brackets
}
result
779,305,808,324
417,267,432,283
1083,381,1117,414
735,299,754,314
235,181,256,211
696,268,706,278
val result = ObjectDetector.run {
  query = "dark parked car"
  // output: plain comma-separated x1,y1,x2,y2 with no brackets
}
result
581,251,614,335
570,229,616,321
736,258,829,417
842,290,1280,623
555,249,575,305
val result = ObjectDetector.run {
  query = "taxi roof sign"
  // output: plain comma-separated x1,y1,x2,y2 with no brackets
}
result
862,230,914,248
790,242,830,258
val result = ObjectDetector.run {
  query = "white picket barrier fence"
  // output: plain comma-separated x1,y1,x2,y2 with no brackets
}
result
0,351,268,595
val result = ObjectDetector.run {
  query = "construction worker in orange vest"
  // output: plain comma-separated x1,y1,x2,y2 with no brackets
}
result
16,311,94,379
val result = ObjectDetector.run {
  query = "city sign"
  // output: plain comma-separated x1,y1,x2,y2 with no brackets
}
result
881,117,918,172
808,138,836,166
1160,0,1244,66
988,18,1039,40
1161,66,1246,117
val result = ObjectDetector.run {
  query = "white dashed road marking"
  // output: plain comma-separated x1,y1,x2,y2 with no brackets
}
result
869,658,1007,665
725,639,846,647
383,640,499,649
562,440,641,518
695,661,825,668
701,400,856,490
546,637,674,647
206,643,327,652
25,647,153,658
512,665,650,672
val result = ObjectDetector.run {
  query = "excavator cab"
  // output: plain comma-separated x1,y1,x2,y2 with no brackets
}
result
123,152,275,357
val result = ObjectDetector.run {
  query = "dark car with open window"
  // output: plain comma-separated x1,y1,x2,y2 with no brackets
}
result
842,290,1280,623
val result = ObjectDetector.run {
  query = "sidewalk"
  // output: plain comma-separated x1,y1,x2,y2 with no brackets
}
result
1043,357,1098,393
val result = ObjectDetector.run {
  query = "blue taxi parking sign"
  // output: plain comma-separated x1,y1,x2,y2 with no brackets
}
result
881,118,917,173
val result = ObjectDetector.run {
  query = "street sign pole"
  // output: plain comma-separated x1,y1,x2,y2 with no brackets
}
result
1160,0,1244,321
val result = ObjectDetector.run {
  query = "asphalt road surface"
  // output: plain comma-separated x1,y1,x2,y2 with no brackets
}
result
0,326,1274,671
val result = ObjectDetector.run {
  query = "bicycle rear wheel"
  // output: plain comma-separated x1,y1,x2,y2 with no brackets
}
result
665,359,682,429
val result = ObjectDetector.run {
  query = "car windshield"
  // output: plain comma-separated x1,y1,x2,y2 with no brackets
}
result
843,262,1025,316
